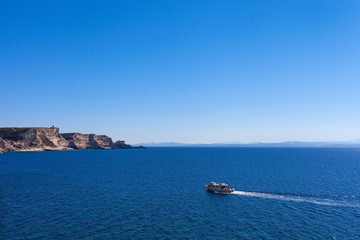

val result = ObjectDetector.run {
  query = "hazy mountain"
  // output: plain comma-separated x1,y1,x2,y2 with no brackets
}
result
137,140,360,148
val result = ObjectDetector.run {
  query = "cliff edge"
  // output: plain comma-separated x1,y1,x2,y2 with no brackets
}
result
0,127,138,153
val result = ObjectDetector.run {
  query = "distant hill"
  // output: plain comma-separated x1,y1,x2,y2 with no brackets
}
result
137,140,360,148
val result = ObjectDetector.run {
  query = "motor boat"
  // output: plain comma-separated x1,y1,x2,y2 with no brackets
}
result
205,182,235,194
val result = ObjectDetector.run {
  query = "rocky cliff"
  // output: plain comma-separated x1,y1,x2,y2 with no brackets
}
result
61,133,116,150
113,140,132,149
0,127,137,153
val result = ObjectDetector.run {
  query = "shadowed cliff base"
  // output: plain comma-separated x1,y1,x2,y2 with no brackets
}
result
0,127,144,153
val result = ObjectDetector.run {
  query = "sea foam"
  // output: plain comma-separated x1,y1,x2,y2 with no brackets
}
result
232,191,359,207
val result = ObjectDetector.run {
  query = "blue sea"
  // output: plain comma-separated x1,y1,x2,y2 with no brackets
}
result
1,148,360,239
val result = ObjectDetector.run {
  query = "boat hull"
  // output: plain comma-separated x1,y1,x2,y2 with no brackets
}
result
205,185,235,194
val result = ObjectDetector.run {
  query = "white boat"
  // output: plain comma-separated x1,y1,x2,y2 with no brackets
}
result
205,182,235,194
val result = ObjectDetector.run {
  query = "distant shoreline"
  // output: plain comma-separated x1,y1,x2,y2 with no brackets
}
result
137,141,360,148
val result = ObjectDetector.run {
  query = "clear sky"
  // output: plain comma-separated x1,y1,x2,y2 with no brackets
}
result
1,0,360,144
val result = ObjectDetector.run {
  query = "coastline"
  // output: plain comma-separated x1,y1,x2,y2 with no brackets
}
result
0,127,144,154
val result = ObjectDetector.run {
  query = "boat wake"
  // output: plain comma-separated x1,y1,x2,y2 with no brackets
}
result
232,191,360,207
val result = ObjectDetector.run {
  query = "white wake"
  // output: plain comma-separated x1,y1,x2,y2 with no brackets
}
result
232,191,359,207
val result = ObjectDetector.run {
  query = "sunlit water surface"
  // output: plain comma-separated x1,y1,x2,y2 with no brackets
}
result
1,148,360,239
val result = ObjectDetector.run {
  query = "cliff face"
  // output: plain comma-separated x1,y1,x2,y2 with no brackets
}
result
0,127,134,153
0,136,16,151
0,127,73,152
114,140,132,149
61,133,116,150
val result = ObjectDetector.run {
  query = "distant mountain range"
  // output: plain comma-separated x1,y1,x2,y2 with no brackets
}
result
137,140,360,148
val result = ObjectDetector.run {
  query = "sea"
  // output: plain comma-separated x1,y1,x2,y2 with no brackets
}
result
0,148,360,239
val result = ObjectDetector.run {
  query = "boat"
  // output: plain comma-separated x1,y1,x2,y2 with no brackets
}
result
205,182,235,194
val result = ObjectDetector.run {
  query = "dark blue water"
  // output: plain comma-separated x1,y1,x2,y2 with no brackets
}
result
1,148,360,239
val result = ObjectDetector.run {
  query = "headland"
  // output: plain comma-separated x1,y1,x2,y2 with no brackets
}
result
0,127,143,154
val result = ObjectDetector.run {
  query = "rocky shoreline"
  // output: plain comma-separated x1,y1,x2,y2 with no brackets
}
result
0,127,144,154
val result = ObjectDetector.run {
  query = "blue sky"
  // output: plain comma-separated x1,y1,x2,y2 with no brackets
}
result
1,0,360,144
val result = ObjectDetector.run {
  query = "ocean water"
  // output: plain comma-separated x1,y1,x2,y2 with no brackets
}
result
0,148,360,239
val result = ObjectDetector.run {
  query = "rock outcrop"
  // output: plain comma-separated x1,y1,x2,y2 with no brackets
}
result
0,127,137,153
114,140,132,149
